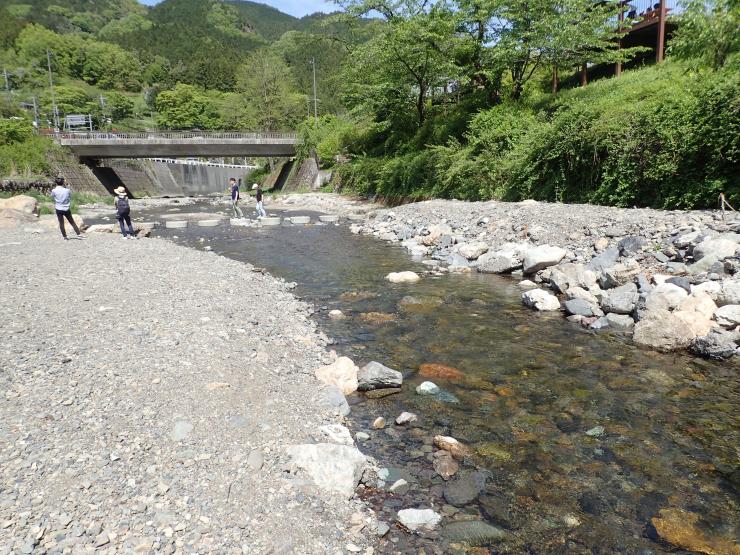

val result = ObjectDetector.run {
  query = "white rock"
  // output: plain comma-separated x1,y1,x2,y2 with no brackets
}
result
419,223,453,246
395,412,418,425
678,292,717,319
718,279,740,306
458,242,489,260
315,357,359,395
714,305,740,329
285,443,367,498
518,280,538,289
415,381,440,395
522,289,561,311
319,424,355,446
633,309,712,351
397,508,442,531
692,281,722,300
566,286,599,305
386,271,421,284
328,309,344,319
644,283,689,312
693,238,737,261
522,245,566,274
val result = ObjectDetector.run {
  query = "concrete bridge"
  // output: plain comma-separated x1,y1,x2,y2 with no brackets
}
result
54,131,297,159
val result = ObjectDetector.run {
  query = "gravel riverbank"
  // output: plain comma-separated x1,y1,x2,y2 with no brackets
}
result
0,229,378,554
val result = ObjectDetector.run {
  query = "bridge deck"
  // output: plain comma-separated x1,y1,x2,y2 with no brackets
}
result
53,131,298,158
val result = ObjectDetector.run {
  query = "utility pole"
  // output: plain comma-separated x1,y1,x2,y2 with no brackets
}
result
46,49,59,130
3,67,9,93
309,57,318,126
32,96,39,128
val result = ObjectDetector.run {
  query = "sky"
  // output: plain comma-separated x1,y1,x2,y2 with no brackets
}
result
138,0,337,18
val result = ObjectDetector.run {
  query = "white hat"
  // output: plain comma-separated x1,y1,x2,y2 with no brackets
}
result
114,186,126,195
252,184,259,190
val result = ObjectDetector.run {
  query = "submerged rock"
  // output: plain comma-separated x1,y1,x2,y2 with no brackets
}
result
397,508,442,531
443,470,488,506
433,450,459,479
433,435,473,460
442,520,506,546
649,508,739,555
386,271,421,283
419,363,464,381
395,412,418,425
415,381,440,395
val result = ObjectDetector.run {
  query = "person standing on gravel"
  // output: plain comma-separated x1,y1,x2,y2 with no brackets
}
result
230,178,243,218
253,183,266,218
50,177,82,240
113,186,136,239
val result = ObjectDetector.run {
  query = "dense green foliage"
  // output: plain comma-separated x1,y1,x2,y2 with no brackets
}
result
312,0,739,208
0,118,56,177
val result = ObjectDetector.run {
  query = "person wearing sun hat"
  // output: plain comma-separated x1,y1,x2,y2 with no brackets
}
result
113,186,136,239
252,183,266,218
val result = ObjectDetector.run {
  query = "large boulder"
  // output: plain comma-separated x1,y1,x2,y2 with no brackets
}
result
563,298,601,317
587,247,620,274
633,309,712,351
677,292,717,319
315,357,359,395
717,279,740,306
644,283,689,312
285,443,367,498
0,195,37,214
357,361,403,391
522,245,566,274
690,329,738,359
601,283,638,314
522,289,560,311
0,208,36,229
458,242,489,260
714,305,740,329
600,259,640,289
606,313,635,331
548,263,598,293
419,223,453,246
474,243,527,274
693,238,738,261
566,286,599,305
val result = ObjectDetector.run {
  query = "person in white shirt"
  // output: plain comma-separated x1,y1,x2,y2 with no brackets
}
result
49,177,82,240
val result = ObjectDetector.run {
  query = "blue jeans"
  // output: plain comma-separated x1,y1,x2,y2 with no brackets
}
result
116,210,135,236
256,201,266,217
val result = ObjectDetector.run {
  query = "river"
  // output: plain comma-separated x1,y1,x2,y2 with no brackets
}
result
125,201,739,553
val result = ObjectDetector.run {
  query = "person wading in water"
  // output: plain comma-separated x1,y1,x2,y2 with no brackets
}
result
50,177,83,240
113,186,136,239
230,177,243,218
252,183,266,218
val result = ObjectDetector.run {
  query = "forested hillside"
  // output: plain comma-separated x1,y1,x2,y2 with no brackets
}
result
0,0,737,208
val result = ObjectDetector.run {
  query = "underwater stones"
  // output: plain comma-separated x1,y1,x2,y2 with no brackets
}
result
397,508,442,531
650,508,739,555
395,412,418,425
433,435,473,460
415,381,440,395
372,417,386,429
443,470,488,506
419,363,464,381
433,451,459,480
442,520,505,546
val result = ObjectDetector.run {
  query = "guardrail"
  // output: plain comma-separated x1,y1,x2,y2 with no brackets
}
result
49,131,297,141
145,157,259,169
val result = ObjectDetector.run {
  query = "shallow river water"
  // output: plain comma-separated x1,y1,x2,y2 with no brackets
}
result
128,202,738,554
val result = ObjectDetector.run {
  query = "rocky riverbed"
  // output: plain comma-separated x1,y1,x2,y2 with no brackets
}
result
338,197,740,360
0,227,381,554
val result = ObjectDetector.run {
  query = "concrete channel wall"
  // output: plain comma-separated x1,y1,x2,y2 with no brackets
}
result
85,159,254,198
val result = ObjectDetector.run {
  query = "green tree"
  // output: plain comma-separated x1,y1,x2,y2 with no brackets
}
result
669,0,740,69
155,84,222,129
103,92,135,120
0,118,34,145
235,50,306,131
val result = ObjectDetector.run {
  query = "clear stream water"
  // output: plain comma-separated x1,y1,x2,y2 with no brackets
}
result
119,201,738,554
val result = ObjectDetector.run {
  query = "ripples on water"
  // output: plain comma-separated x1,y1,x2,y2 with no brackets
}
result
135,202,738,554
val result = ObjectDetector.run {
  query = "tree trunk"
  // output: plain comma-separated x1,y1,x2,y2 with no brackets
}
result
417,84,426,126
552,65,559,94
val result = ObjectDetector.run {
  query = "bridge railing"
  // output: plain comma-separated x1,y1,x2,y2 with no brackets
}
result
145,157,259,169
51,131,297,141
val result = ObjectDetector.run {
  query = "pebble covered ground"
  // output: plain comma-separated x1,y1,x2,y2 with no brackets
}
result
0,230,374,554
